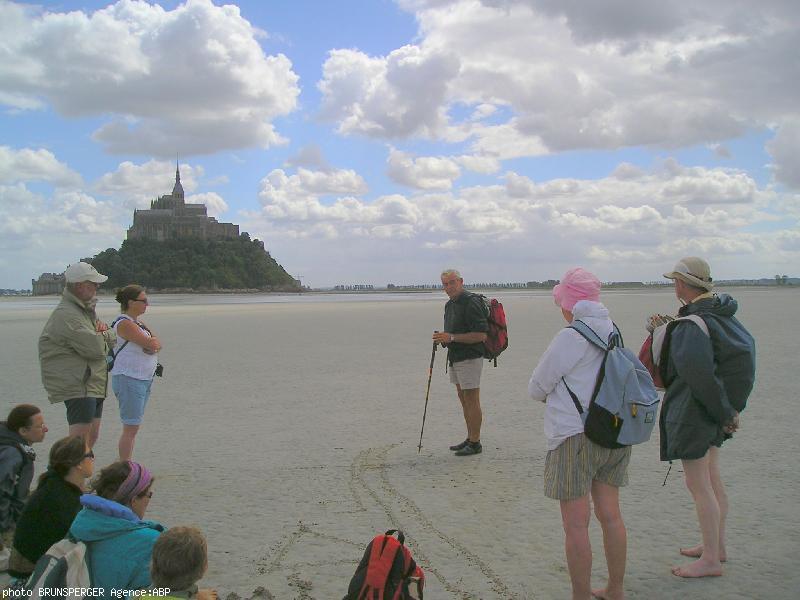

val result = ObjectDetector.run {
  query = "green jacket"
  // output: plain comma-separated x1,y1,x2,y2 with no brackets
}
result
38,289,116,403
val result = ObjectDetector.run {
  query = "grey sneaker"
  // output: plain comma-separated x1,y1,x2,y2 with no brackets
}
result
449,439,469,451
454,442,482,456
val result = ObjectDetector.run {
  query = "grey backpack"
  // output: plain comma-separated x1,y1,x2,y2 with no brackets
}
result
25,537,91,599
563,320,660,448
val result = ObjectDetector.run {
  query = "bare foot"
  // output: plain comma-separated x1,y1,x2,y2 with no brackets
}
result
680,544,727,562
591,587,624,600
671,559,723,578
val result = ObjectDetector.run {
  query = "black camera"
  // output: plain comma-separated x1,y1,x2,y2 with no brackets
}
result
155,363,164,377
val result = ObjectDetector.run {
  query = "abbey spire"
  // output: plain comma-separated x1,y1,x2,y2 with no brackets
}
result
172,157,185,202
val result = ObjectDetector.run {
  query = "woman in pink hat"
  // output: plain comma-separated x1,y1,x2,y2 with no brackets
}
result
528,267,630,600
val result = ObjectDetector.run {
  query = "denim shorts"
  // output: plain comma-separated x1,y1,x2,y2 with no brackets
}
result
64,397,104,425
448,357,483,390
112,374,153,426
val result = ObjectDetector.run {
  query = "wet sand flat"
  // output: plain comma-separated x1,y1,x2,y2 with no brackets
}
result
1,288,797,599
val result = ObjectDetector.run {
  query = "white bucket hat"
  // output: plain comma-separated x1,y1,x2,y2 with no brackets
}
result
663,257,713,291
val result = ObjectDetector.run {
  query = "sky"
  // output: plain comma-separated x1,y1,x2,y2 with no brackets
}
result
1,0,798,289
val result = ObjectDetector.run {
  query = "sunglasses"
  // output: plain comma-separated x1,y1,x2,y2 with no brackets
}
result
132,298,149,305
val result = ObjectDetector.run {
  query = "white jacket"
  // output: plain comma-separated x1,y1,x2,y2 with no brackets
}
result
528,300,613,450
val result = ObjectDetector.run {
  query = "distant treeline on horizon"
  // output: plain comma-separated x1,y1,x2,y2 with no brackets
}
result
327,277,799,292
5,276,797,296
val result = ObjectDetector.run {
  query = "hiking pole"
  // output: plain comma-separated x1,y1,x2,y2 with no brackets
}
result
417,335,438,453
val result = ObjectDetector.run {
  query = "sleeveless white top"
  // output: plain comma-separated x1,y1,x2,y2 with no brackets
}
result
110,315,158,380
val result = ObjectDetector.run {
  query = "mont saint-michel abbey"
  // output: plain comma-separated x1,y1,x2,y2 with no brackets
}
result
127,165,239,241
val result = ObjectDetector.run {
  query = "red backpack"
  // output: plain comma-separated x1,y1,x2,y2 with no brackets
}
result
480,296,508,366
344,530,424,600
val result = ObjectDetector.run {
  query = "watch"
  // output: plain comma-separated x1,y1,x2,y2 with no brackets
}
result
449,334,455,343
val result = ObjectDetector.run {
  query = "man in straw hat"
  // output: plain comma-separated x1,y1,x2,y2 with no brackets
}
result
659,257,755,578
39,262,116,448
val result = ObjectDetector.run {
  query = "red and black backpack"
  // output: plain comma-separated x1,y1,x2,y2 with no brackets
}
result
480,296,508,366
344,530,424,600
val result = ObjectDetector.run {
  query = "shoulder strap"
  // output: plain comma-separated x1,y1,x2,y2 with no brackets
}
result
561,377,584,415
678,314,709,337
111,315,133,327
562,321,618,416
109,316,132,359
651,314,710,367
567,320,608,350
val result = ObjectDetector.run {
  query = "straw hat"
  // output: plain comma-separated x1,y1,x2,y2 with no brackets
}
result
663,257,714,291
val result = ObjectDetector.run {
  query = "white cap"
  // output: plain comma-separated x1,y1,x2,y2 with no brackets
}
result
64,262,108,284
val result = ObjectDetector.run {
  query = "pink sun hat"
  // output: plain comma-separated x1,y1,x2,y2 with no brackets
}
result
552,267,601,311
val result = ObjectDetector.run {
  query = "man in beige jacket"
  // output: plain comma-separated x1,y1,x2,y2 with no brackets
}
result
39,262,115,447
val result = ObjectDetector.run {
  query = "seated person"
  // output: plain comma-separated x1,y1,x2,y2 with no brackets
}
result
8,436,94,579
146,526,217,600
69,461,164,594
0,404,48,560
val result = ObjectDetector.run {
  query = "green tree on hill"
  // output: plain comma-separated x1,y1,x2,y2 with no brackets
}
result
91,234,298,291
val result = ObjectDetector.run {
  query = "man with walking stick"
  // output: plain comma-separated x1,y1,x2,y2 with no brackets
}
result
432,269,488,456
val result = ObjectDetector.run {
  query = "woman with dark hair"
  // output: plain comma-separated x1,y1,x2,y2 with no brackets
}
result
69,460,164,594
110,285,162,460
7,435,93,579
0,404,47,562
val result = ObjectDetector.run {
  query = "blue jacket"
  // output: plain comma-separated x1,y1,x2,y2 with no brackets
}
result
659,293,756,461
69,495,164,594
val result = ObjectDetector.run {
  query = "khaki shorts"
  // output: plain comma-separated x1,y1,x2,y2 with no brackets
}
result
449,357,483,390
544,433,631,500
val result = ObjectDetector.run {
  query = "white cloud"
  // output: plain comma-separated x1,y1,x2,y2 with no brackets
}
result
187,192,229,218
318,0,799,159
612,163,645,180
659,160,758,205
260,168,367,202
0,147,82,188
318,45,460,139
774,230,800,252
0,0,300,156
469,103,498,121
241,157,795,285
767,120,800,190
456,154,501,174
505,172,536,197
0,183,126,287
285,145,332,172
709,144,732,159
387,149,461,190
257,167,370,222
468,121,549,159
94,160,202,209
